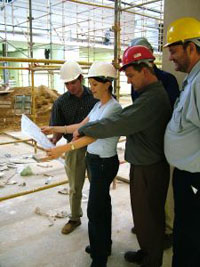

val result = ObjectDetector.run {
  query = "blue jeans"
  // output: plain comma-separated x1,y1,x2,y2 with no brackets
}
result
86,153,119,266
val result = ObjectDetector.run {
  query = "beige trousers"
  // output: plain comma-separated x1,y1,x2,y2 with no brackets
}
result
65,147,87,221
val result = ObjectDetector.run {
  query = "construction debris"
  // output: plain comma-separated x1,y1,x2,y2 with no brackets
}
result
0,166,8,171
4,153,11,158
7,163,17,168
0,85,60,130
55,211,68,218
0,181,5,188
0,172,5,178
37,163,53,168
58,187,69,195
45,176,52,185
6,180,17,185
34,207,55,227
34,207,68,227
20,166,34,176
18,182,26,187
4,170,17,184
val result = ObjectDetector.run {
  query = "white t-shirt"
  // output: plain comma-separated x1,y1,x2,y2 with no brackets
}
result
87,97,122,158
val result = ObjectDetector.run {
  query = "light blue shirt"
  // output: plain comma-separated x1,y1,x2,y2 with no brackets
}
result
87,97,122,158
164,60,200,172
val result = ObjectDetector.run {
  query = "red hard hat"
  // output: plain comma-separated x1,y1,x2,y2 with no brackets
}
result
120,45,155,71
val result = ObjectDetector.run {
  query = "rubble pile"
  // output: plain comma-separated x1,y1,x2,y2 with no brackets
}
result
0,85,60,130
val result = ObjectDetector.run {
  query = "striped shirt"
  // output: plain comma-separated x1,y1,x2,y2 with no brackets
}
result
50,86,97,142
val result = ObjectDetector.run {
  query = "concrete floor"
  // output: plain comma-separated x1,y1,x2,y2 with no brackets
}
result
0,132,172,267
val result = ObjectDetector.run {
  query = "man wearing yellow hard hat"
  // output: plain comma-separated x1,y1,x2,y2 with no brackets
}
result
164,17,200,267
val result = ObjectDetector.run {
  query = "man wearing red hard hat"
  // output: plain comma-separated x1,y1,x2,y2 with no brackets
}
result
78,45,172,267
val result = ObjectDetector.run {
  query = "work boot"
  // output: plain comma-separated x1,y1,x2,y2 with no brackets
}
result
61,219,81,234
124,249,146,264
90,258,107,267
131,226,136,234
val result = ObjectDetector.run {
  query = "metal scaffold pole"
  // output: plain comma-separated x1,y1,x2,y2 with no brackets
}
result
48,0,54,89
114,0,121,100
28,0,34,58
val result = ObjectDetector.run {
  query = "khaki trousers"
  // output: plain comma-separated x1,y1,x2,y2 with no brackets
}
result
130,161,169,267
65,147,87,221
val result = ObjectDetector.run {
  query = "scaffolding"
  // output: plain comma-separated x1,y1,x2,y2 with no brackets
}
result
0,0,164,72
0,0,164,123
0,0,164,202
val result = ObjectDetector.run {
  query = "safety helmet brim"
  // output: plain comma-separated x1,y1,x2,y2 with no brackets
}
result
119,60,154,71
61,73,82,83
87,62,117,79
120,45,155,71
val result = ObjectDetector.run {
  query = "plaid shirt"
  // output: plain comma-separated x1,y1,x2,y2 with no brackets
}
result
50,86,97,142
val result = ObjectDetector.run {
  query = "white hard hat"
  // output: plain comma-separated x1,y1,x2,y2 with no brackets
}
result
87,62,117,80
60,61,83,83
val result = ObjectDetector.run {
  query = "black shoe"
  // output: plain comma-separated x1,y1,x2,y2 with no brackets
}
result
163,233,173,250
85,245,91,254
85,245,111,256
124,249,146,264
90,259,107,267
131,227,136,234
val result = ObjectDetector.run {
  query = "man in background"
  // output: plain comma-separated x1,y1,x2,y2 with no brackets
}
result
130,37,179,107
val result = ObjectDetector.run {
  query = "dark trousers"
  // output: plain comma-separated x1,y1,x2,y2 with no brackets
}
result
172,168,200,267
130,161,169,267
86,153,119,266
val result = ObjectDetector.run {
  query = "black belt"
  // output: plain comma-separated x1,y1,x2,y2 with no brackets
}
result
86,152,117,160
86,152,102,159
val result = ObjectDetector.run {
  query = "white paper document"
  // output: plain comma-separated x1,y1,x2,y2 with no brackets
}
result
21,114,54,149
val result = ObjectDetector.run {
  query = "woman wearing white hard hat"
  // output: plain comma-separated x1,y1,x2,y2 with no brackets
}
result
42,62,122,267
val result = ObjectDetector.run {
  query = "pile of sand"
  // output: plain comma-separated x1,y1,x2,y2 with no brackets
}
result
0,85,60,131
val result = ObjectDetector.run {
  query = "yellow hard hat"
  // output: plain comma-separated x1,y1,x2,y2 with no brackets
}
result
164,17,200,47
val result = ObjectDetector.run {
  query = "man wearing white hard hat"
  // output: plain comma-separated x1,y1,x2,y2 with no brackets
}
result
49,61,97,234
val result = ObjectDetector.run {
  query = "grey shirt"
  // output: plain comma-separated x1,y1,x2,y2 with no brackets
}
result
79,81,171,165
